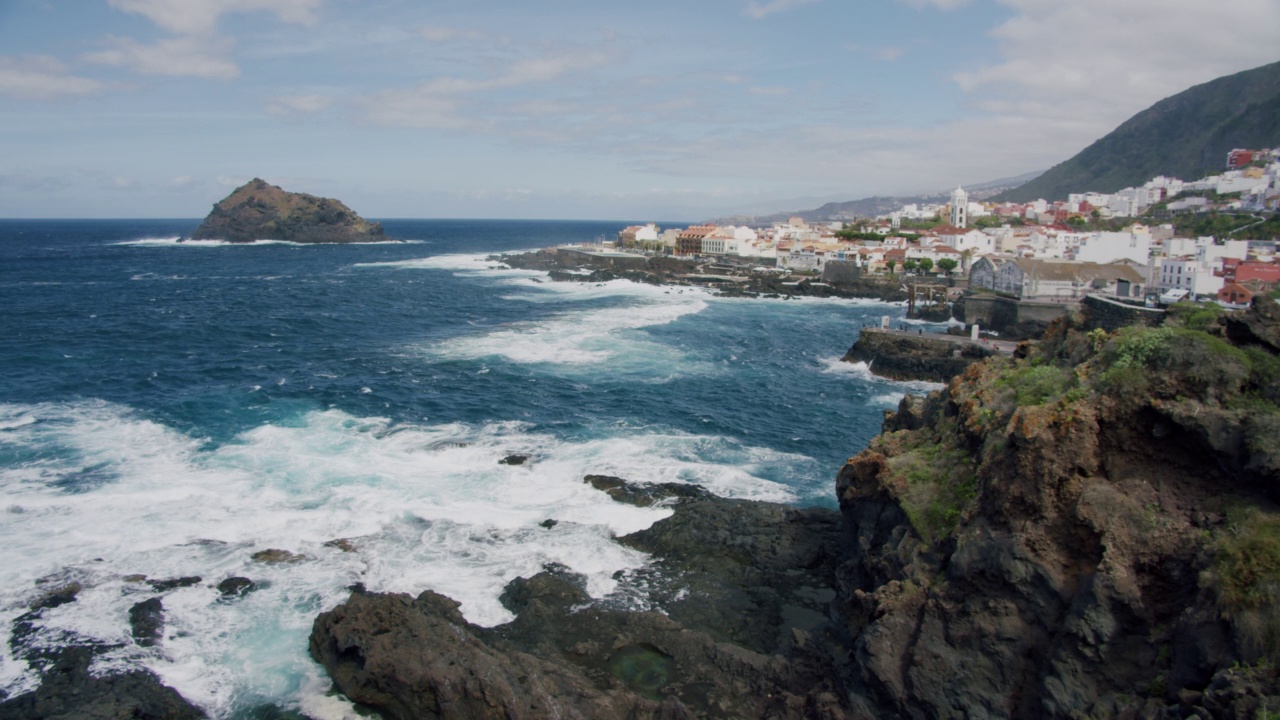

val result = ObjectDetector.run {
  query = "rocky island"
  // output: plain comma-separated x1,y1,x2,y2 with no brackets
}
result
191,178,387,243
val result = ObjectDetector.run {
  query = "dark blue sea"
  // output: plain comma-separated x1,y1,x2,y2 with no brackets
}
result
0,219,944,716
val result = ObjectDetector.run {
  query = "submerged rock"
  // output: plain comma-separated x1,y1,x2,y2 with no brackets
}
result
216,576,257,599
147,576,202,591
251,549,310,564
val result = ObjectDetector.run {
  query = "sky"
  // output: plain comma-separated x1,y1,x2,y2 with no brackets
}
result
1,0,1278,220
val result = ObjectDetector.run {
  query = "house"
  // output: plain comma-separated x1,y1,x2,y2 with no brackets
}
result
1218,282,1256,306
992,259,1145,300
676,225,717,256
617,223,659,247
968,256,1006,292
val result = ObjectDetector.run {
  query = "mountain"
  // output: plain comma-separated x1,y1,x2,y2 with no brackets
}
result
996,60,1280,202
191,179,387,243
708,171,1042,226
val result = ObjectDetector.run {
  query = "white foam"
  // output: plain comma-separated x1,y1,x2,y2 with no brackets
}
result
819,357,946,394
116,238,421,248
423,298,710,371
355,250,540,272
0,400,803,717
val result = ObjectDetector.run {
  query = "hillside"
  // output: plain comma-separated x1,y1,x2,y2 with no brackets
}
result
997,60,1280,202
191,178,386,243
708,171,1042,226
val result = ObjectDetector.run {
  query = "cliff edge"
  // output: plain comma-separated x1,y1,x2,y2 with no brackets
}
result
836,299,1280,717
191,179,386,243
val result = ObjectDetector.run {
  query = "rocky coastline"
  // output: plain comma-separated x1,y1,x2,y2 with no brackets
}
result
8,298,1280,719
302,298,1280,719
495,248,910,302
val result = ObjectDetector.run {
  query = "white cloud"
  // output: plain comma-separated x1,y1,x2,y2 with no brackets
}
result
742,0,823,19
0,56,104,100
749,86,790,96
897,0,970,9
85,34,240,80
107,0,320,35
168,175,195,188
361,49,616,129
954,0,1280,128
265,93,334,116
420,27,491,44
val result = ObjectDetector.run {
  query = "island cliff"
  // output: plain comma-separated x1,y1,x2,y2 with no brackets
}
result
191,179,386,243
306,299,1280,718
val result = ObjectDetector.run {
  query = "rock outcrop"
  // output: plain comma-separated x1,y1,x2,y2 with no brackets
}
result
834,300,1280,718
842,328,997,382
191,178,386,243
310,480,851,719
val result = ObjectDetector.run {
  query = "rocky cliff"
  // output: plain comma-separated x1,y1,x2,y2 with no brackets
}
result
835,300,1280,718
191,179,386,243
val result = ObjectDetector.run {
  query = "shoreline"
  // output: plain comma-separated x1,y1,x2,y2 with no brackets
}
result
493,247,914,303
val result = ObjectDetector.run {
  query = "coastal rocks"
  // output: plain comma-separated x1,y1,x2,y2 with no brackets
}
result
831,314,1280,718
4,581,204,719
129,597,165,647
191,178,386,244
251,548,311,564
841,328,996,382
217,576,257,599
0,646,205,720
310,478,850,719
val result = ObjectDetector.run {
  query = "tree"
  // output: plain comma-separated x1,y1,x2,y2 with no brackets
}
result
886,258,896,275
918,258,934,274
937,258,958,276
902,258,919,273
1066,215,1087,227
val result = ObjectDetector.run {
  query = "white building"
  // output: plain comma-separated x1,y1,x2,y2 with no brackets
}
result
1075,229,1152,265
950,186,968,228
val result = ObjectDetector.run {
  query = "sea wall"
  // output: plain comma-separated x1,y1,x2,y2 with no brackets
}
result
963,294,1074,331
1081,294,1165,331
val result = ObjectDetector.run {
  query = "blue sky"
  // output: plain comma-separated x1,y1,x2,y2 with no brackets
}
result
1,0,1277,220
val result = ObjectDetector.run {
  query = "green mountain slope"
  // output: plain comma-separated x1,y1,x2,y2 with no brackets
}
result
996,60,1280,202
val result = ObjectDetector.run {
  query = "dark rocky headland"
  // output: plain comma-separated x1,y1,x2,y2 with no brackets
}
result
190,178,387,244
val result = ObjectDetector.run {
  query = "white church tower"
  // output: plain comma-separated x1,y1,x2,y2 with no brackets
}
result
950,186,968,228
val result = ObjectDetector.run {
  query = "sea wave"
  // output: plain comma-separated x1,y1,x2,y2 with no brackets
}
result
0,399,801,716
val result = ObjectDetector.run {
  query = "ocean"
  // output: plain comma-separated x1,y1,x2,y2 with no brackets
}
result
0,219,946,717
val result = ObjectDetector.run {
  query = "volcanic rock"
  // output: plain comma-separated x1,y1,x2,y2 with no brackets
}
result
191,178,386,244
129,597,164,647
310,477,849,719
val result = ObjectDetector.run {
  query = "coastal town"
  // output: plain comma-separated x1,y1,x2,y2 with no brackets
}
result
542,147,1280,335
